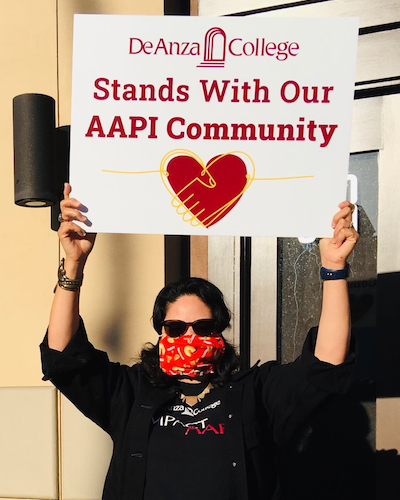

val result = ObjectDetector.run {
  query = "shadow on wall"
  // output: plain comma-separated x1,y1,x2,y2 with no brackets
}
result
377,271,400,399
93,233,161,363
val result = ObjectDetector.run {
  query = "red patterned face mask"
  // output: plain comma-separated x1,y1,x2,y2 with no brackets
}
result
159,332,226,377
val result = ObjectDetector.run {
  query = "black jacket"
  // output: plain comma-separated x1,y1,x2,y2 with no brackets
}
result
40,319,354,500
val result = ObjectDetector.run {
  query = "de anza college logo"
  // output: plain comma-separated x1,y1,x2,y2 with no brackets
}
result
197,27,226,68
129,27,299,66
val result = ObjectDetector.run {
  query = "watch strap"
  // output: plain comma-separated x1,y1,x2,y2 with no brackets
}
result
320,263,349,280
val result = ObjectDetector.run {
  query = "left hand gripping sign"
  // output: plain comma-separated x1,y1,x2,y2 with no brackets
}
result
70,15,358,237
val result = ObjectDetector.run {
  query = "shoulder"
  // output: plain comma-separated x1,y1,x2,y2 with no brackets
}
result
230,360,281,385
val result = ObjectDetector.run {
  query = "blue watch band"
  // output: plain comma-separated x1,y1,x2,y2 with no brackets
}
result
320,263,349,280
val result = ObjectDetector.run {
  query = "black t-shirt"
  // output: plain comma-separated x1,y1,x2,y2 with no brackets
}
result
144,382,234,500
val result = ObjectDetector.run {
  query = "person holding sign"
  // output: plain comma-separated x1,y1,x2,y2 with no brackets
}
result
41,183,359,500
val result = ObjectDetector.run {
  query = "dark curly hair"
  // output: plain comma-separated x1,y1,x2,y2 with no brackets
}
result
140,277,240,386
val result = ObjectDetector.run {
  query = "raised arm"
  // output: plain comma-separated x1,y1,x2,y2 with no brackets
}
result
314,202,359,365
48,183,96,351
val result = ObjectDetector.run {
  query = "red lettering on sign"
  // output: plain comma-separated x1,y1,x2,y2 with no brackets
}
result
106,116,127,138
85,116,105,137
167,117,185,139
94,78,109,100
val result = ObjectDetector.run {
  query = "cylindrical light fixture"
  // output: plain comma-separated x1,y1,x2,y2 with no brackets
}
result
13,93,56,207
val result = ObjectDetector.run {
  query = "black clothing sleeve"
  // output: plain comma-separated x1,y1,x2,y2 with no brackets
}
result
258,327,355,445
40,318,136,435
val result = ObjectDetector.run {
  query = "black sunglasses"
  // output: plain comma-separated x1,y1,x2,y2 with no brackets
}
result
161,319,216,338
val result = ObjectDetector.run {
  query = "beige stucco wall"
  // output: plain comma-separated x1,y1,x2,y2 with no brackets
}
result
0,1,163,498
0,0,59,388
0,0,164,383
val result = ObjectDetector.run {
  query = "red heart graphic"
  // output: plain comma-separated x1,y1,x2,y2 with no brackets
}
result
165,153,248,227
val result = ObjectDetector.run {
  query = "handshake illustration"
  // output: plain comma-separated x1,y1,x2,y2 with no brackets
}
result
161,150,253,228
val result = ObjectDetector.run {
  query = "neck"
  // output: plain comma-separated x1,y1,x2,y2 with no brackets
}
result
179,378,201,384
178,374,210,384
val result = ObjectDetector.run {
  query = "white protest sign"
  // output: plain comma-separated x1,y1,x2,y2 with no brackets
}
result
70,15,358,236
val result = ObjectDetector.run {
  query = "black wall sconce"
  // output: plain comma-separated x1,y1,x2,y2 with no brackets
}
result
13,93,70,230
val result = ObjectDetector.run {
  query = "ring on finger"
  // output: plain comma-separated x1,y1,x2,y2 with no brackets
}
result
349,221,354,229
58,213,69,223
